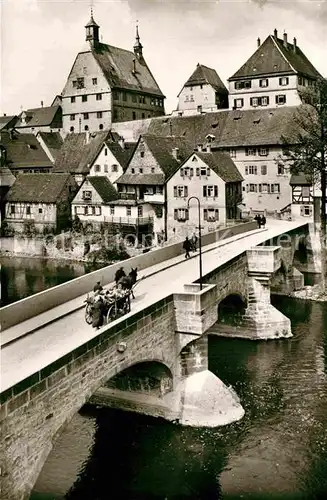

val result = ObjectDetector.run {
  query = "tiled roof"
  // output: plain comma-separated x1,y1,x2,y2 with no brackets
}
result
194,151,243,182
229,35,322,80
6,173,72,203
0,115,18,130
0,130,53,169
53,131,111,174
290,174,312,186
92,43,164,96
143,134,194,179
87,176,119,202
15,106,62,128
106,141,137,170
37,132,63,160
183,64,228,93
116,173,165,185
0,166,15,188
147,106,306,147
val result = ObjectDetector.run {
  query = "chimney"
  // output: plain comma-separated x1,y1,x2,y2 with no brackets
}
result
273,28,278,39
119,136,125,149
85,130,90,144
41,100,44,108
283,32,288,48
172,147,179,160
293,37,297,53
257,37,261,48
206,143,211,153
4,113,6,117
197,144,203,152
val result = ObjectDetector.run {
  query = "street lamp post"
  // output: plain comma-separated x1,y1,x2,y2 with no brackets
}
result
187,196,203,290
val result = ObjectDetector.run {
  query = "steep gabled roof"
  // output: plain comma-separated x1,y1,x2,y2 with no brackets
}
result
53,130,111,175
6,173,72,203
105,140,137,170
229,35,322,80
143,134,194,179
0,130,53,169
87,176,119,202
15,106,62,128
182,64,228,93
91,43,164,96
37,132,63,160
0,115,18,130
290,173,312,186
194,151,243,182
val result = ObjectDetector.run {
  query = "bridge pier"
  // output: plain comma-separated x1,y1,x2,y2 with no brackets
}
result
162,284,245,427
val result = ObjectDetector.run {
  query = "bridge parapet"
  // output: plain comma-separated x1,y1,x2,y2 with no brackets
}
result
247,246,281,277
174,283,217,338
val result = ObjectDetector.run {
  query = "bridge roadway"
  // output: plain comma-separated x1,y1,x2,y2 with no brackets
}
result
1,219,306,393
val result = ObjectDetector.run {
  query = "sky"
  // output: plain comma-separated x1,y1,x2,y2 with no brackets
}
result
1,0,327,116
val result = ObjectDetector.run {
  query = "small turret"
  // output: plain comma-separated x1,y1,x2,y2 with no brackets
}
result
133,22,143,59
85,9,99,47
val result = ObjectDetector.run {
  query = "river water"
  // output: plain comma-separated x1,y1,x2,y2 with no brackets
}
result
1,258,326,499
0,256,104,307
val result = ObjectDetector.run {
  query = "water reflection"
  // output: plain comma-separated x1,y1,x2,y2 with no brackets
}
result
30,297,327,500
0,256,104,307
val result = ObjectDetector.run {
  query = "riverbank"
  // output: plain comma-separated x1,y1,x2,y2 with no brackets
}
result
274,283,327,302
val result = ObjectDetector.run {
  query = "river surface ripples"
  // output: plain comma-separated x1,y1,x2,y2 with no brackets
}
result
29,296,327,500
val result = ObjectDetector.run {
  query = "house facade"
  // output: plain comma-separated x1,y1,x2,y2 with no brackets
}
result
61,15,165,135
72,176,118,225
5,173,77,233
228,30,322,110
166,148,243,240
88,136,135,185
175,64,228,116
226,145,291,214
114,134,193,244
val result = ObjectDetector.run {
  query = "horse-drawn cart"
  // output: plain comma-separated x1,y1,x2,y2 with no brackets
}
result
84,290,131,325
84,269,142,326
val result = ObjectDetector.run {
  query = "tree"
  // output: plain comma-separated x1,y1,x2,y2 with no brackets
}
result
280,78,327,290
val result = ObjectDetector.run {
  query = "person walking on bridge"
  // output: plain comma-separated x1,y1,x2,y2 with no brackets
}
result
183,236,192,259
191,232,198,252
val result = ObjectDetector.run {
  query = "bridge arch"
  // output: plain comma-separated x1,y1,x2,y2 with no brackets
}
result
105,360,173,396
217,292,247,325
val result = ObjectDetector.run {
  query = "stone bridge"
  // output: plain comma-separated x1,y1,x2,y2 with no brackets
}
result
0,220,318,499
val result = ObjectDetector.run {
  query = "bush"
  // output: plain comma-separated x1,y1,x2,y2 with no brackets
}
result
86,245,130,264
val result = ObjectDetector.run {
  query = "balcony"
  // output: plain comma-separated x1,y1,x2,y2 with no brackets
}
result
143,193,164,203
104,216,153,226
117,192,137,201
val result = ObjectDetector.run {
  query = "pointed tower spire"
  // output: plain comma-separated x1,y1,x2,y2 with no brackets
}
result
85,5,99,47
134,21,143,58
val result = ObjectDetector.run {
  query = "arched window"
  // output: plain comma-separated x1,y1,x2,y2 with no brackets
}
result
84,125,89,131
99,124,103,130
70,126,74,132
